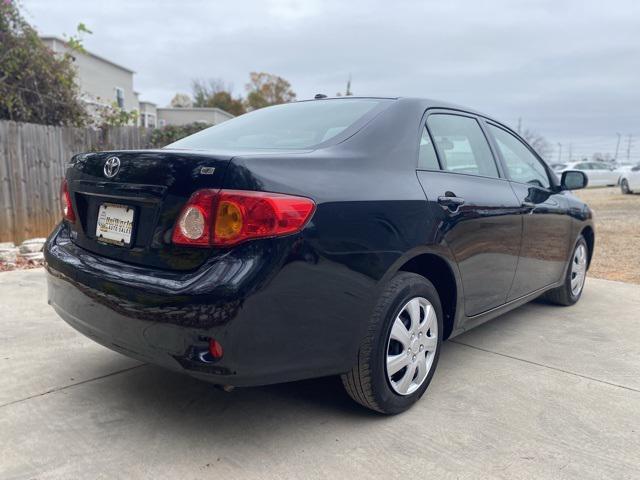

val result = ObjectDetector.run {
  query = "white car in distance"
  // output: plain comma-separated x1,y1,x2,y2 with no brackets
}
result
619,164,640,194
554,161,620,187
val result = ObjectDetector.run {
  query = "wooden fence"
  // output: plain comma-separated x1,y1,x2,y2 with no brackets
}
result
0,121,154,242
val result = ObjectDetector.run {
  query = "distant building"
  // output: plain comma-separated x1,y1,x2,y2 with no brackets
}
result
138,101,158,128
41,36,139,116
40,36,234,127
156,107,234,127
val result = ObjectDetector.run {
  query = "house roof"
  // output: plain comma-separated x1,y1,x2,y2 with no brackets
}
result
40,36,136,74
156,107,235,118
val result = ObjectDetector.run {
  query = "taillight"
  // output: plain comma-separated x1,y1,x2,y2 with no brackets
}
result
60,179,76,223
172,189,315,247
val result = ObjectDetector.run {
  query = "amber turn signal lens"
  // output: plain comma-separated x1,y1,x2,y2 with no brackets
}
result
215,200,243,240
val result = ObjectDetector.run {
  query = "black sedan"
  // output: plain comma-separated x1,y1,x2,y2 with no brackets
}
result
45,97,594,414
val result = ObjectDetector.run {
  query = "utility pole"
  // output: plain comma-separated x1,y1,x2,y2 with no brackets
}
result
568,143,573,162
557,143,562,162
627,134,633,163
517,117,522,135
614,133,621,161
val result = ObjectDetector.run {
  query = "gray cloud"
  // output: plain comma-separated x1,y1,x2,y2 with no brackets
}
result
23,0,640,160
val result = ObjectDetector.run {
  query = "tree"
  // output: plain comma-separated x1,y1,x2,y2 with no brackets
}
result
191,79,245,116
170,93,193,108
521,128,553,160
245,72,296,110
0,1,88,126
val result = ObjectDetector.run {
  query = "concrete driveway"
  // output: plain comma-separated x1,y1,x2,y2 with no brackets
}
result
1,269,638,479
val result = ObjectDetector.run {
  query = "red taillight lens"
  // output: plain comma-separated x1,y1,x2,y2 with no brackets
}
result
208,339,224,359
171,189,217,246
172,189,315,247
60,179,76,222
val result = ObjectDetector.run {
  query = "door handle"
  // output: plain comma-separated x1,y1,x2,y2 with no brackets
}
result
437,195,465,211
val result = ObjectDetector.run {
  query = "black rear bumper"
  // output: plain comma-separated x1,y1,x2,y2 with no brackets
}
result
45,223,372,386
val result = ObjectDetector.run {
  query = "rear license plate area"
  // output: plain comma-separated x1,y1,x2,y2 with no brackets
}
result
95,203,135,247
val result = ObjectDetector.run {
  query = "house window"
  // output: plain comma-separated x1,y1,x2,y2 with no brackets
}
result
115,87,125,108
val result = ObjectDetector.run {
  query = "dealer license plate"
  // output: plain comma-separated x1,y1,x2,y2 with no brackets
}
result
95,203,134,246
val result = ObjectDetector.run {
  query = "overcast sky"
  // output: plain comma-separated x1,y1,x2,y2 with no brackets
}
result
22,0,640,161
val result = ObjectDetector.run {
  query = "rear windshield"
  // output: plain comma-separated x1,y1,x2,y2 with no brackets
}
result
166,98,390,150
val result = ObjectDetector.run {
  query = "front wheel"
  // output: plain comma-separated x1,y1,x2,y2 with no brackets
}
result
341,272,443,414
543,236,588,306
621,179,632,194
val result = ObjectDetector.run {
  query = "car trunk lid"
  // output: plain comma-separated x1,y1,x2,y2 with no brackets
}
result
65,149,233,271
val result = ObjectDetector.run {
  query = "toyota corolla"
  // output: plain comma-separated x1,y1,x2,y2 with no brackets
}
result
45,97,594,414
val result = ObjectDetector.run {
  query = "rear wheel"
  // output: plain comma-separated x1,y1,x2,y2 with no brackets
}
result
621,179,632,194
543,236,588,306
341,272,443,414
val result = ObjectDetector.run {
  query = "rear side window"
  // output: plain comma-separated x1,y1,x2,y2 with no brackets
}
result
427,114,499,178
488,125,550,188
418,127,440,170
166,99,390,150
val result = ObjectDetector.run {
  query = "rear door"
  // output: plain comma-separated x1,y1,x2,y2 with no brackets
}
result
416,111,522,316
587,162,607,186
485,123,571,298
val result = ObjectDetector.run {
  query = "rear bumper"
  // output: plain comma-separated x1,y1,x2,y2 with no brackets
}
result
45,223,373,386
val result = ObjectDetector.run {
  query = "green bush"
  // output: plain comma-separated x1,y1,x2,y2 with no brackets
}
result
149,122,210,148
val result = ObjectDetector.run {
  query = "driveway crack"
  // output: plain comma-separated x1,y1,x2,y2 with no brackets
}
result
0,363,147,409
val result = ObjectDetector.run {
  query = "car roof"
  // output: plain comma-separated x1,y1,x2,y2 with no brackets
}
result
301,95,512,131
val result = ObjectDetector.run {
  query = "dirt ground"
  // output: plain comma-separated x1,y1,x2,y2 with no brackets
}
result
575,187,640,284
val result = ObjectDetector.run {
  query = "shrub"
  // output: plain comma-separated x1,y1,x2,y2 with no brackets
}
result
0,1,88,126
149,122,211,148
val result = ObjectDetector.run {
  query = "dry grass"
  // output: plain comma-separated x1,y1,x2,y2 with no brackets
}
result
574,187,640,284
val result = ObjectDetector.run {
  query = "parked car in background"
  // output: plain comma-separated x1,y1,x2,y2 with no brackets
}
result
619,164,640,194
45,97,595,414
557,161,619,187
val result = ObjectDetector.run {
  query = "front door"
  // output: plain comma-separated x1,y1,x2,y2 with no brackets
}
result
485,123,572,298
417,113,522,316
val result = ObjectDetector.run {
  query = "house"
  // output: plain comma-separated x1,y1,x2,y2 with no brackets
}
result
40,36,234,127
41,36,139,116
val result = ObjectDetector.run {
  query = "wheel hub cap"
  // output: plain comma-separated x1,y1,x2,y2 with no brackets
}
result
571,244,587,297
386,296,438,396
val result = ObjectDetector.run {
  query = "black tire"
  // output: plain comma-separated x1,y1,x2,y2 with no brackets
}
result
621,179,632,194
543,236,588,306
341,272,443,414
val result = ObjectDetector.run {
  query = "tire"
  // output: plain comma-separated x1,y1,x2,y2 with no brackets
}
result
341,272,443,414
621,179,632,194
543,236,588,306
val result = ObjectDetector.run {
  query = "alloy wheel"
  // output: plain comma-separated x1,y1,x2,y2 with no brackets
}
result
386,296,438,396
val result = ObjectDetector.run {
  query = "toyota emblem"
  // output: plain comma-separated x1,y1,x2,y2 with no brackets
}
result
103,156,121,178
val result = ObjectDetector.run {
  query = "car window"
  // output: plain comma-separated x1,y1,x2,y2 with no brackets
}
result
427,114,499,178
166,98,390,150
488,125,550,188
418,126,440,170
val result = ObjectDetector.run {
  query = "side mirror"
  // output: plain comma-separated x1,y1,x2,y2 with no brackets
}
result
561,170,588,190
